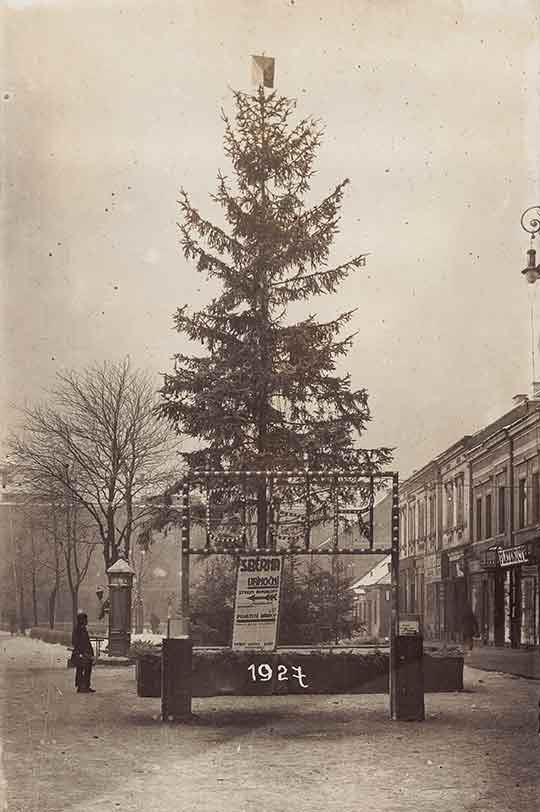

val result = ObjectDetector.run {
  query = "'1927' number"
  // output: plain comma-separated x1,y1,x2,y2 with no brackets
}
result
248,663,308,687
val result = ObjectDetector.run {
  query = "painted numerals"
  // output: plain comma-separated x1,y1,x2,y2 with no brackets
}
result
248,663,308,687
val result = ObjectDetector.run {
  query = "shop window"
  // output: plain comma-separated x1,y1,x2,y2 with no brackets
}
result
428,494,435,535
418,499,425,538
498,485,506,534
532,472,540,525
518,477,527,529
476,496,483,540
456,476,464,525
408,503,416,542
485,493,492,539
445,483,454,530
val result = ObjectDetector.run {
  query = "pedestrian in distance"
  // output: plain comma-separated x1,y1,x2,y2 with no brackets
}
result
150,611,161,635
72,611,95,693
461,602,479,652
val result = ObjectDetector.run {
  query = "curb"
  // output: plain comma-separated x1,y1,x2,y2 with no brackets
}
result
466,663,540,681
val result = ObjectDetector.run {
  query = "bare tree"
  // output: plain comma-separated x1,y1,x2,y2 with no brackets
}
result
1,500,46,631
33,495,97,626
9,359,179,571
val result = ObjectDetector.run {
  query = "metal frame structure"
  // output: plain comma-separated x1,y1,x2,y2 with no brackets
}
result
178,468,395,555
169,467,401,717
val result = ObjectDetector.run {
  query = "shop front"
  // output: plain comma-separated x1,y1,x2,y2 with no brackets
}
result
497,543,538,648
441,548,467,643
468,541,539,647
468,545,504,646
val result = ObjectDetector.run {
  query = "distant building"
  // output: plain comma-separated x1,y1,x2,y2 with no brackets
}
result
350,556,391,640
400,396,540,648
313,490,392,583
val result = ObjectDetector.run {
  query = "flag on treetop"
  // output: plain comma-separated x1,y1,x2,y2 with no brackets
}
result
252,55,275,88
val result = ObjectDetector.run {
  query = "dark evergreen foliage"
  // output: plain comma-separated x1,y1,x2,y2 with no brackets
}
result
159,88,391,477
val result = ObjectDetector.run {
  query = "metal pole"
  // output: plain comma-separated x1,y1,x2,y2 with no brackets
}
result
168,479,191,638
178,479,190,637
369,475,374,550
390,473,400,719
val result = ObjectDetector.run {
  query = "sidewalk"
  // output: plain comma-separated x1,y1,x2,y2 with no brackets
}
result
2,633,540,812
466,645,540,680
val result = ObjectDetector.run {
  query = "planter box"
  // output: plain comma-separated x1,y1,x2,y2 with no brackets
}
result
134,648,463,698
424,655,464,692
136,655,162,697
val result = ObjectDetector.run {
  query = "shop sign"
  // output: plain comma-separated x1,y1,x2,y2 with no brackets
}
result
497,546,528,567
399,616,421,636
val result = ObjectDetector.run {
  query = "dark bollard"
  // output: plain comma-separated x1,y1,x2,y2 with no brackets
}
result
161,637,193,721
394,633,425,721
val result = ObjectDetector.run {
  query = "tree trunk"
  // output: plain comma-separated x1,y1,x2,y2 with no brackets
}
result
70,586,79,627
31,570,39,627
18,582,26,633
48,586,57,629
257,485,268,548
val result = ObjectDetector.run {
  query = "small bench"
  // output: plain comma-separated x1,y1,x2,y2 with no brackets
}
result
90,635,107,659
67,635,107,667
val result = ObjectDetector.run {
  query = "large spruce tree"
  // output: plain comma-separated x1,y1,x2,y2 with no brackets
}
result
160,88,389,487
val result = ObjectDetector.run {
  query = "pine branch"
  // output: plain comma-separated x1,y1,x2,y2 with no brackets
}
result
178,189,246,264
271,255,368,298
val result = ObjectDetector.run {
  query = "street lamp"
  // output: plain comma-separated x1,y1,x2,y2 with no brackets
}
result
520,206,540,283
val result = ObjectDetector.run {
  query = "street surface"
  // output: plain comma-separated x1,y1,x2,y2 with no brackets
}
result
1,633,539,812
466,645,540,680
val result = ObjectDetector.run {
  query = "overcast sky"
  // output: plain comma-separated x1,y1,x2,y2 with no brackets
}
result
2,0,540,477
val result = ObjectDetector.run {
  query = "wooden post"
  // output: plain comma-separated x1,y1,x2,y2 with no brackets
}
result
390,473,400,720
161,478,192,721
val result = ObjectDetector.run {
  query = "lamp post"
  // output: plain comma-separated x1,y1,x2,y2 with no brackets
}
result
520,207,540,652
520,207,540,399
520,206,540,283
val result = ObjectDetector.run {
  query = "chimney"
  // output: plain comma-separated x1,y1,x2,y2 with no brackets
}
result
512,394,529,406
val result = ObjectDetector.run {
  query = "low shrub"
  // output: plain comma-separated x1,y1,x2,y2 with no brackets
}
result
129,639,162,659
29,627,72,646
29,625,105,648
427,645,464,657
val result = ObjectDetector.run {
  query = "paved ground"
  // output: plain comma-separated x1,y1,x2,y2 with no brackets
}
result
1,633,539,812
465,645,540,680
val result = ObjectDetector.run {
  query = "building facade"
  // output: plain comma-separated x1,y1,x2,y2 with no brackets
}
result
400,397,540,648
350,556,392,641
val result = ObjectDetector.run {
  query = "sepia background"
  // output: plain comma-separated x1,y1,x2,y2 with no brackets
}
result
2,0,540,476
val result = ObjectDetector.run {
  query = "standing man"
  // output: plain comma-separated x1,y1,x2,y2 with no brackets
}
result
461,603,479,652
72,611,95,693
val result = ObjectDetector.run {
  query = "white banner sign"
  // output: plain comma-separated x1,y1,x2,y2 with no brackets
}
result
497,546,528,567
232,556,282,651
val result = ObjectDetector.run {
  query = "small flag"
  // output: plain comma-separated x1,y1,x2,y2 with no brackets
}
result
252,55,275,88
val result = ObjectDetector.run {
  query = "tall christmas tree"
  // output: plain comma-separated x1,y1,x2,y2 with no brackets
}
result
159,87,390,497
